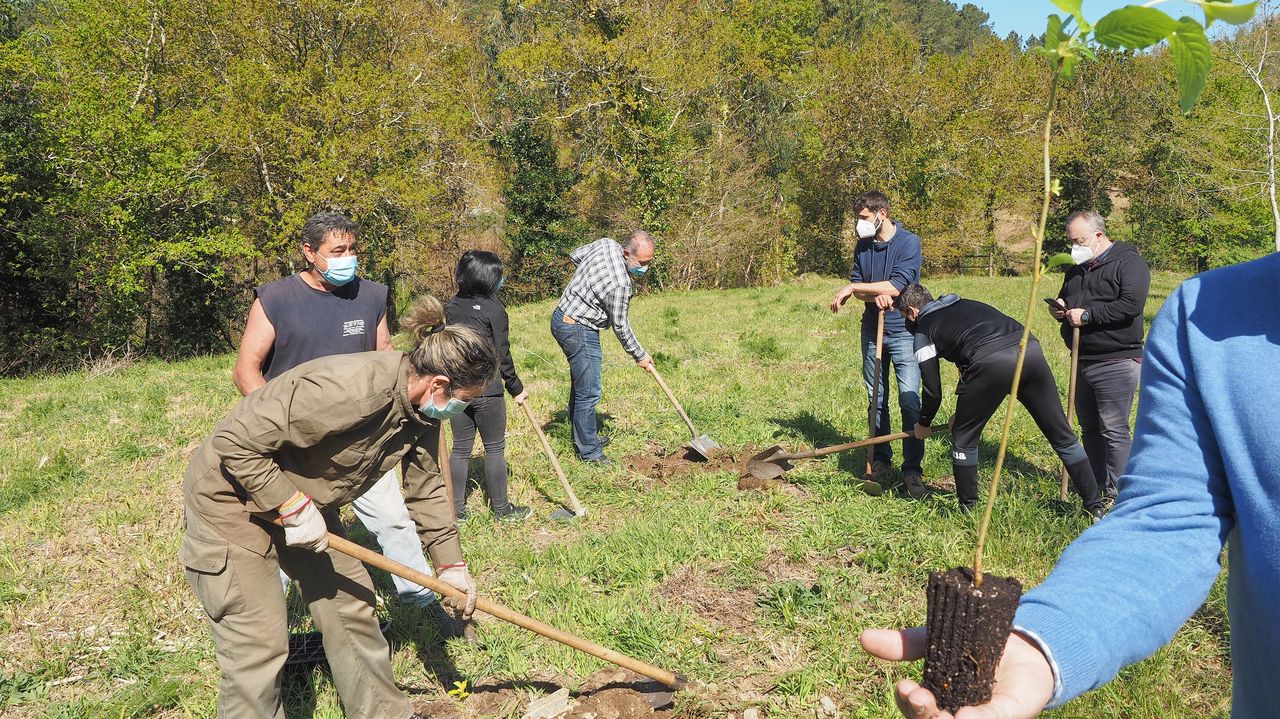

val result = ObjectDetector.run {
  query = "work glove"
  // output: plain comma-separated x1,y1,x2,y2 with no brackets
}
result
437,563,477,620
278,491,328,553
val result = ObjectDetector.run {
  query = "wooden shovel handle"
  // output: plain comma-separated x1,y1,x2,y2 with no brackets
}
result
1060,325,1081,501
645,364,699,438
268,518,685,689
519,400,585,515
866,308,887,475
786,430,912,462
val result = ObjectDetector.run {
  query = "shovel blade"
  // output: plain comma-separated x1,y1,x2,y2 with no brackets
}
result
744,457,794,480
683,434,721,460
550,508,580,522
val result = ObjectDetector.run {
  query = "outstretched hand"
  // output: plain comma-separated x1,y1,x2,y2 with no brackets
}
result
859,626,1055,719
831,286,855,313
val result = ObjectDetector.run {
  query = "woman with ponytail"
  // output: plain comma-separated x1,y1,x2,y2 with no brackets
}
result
180,295,498,718
444,250,531,522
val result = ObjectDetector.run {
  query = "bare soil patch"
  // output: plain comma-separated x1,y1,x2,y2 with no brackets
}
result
412,668,675,719
658,565,758,631
623,442,758,481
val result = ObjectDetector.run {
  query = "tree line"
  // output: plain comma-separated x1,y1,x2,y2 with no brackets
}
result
0,0,1275,373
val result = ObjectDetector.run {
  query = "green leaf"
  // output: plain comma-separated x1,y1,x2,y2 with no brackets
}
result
1050,0,1091,31
1045,252,1075,269
1195,1,1258,26
1168,17,1213,112
1093,6,1178,49
1045,13,1065,44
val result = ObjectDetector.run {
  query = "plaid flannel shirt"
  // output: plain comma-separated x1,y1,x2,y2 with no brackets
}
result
555,238,647,361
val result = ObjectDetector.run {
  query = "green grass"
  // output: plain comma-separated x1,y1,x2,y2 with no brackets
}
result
0,272,1229,718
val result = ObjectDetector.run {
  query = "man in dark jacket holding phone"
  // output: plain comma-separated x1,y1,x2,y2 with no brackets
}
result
1049,211,1150,500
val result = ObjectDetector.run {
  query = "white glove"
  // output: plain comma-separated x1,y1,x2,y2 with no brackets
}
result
279,492,329,553
437,563,477,619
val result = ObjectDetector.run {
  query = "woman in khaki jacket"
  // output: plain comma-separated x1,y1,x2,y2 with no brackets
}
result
181,296,496,719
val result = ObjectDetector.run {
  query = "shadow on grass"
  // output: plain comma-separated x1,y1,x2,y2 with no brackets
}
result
545,410,614,441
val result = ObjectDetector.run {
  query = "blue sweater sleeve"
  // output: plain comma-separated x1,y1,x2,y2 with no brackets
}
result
1013,282,1235,706
887,233,922,291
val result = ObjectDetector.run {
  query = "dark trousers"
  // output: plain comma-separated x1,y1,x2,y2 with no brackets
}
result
1077,358,1141,499
549,308,606,460
449,395,512,515
950,341,1100,508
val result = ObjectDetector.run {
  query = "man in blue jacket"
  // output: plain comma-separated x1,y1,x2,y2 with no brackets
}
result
861,251,1280,718
831,190,925,497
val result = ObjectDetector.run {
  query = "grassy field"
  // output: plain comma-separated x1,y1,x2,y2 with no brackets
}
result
0,272,1230,718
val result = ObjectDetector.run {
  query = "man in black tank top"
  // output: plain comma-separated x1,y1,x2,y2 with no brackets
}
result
894,284,1105,519
232,212,439,609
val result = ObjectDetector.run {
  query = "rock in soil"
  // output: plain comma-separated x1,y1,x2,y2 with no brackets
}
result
923,566,1022,713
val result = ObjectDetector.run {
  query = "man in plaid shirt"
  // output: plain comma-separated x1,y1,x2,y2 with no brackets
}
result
551,231,655,462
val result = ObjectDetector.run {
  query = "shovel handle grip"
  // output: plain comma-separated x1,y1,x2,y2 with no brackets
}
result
519,401,585,515
267,517,685,689
645,364,699,438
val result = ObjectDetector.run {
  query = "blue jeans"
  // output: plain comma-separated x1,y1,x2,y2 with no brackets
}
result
280,469,436,607
861,327,925,474
550,308,606,459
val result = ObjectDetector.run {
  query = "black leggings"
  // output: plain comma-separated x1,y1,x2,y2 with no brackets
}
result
951,341,1097,505
448,395,512,514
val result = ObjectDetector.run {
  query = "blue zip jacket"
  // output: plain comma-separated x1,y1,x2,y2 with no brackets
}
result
849,221,922,334
1014,252,1280,717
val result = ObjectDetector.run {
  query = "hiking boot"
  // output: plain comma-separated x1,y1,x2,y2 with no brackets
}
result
495,504,533,523
902,471,928,499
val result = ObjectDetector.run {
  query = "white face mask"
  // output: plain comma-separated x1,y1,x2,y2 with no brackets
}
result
856,216,881,240
1071,241,1096,265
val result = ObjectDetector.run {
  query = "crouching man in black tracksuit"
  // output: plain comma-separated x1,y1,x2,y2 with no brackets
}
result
895,284,1105,519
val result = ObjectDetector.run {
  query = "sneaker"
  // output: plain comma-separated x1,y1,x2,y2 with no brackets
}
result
495,504,533,523
957,501,978,514
1088,505,1107,523
902,472,928,499
454,507,469,522
581,454,612,465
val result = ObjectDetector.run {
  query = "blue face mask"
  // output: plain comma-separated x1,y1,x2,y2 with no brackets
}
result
419,391,470,420
496,276,505,291
319,255,358,286
628,264,648,277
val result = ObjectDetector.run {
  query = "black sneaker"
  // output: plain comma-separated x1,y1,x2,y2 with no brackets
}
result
495,504,533,523
581,454,612,465
1088,505,1107,523
454,507,469,522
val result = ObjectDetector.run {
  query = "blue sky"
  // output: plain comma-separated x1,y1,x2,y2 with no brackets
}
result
974,1,1204,40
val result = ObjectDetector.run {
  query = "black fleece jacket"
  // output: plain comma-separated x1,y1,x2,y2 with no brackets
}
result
1056,241,1150,360
910,295,1025,426
445,294,524,398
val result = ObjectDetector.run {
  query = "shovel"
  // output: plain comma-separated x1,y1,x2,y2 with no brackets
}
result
518,399,587,521
746,431,911,481
1060,325,1081,502
866,308,886,477
745,423,949,481
644,364,721,460
269,517,688,690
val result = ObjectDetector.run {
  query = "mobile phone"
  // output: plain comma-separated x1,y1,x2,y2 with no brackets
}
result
1043,297,1062,308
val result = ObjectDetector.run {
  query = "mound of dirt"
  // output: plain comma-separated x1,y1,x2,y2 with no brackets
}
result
623,442,757,481
412,668,675,719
